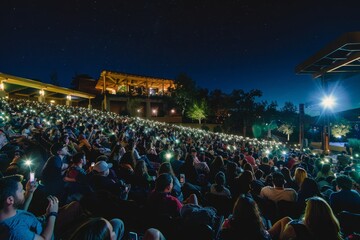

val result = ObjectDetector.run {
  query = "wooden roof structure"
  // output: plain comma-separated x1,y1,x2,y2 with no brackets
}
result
95,70,175,95
0,72,95,101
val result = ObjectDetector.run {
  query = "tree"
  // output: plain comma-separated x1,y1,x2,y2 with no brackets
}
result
281,101,297,113
278,123,294,141
227,89,264,137
187,99,208,124
172,73,197,116
209,89,231,124
331,119,351,139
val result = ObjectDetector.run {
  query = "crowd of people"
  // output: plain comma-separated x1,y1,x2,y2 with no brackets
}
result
0,97,359,240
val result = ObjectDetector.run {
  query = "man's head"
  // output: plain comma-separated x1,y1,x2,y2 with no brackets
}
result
72,152,86,166
190,148,197,156
335,175,353,191
155,173,173,193
50,143,67,156
272,172,286,187
0,175,25,210
93,161,112,176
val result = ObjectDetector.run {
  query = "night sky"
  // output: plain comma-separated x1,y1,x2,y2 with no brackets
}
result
1,0,360,115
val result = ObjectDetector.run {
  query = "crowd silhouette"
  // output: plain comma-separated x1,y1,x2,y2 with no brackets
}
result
0,97,359,240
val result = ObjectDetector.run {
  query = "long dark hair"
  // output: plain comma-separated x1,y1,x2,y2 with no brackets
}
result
69,217,112,240
304,197,342,240
229,195,267,239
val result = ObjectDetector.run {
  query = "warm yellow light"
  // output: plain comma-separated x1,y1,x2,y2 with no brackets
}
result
0,82,4,91
39,89,45,96
66,95,72,101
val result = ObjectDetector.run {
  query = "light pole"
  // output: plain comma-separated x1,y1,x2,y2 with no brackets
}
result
321,95,335,154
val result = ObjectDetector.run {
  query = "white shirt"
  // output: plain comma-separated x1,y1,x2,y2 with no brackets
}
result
260,186,298,202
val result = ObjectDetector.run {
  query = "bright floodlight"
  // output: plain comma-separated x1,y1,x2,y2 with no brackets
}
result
321,96,335,109
25,160,32,166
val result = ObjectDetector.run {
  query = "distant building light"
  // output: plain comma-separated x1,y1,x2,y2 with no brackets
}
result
50,100,55,104
66,95,72,101
39,89,45,96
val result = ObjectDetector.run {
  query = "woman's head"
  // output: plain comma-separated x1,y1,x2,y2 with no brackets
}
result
230,195,265,236
304,197,341,239
280,167,292,181
294,167,307,188
299,178,320,199
243,163,253,173
69,217,116,240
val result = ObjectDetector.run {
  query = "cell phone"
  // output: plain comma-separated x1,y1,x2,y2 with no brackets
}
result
30,172,35,182
180,174,185,185
129,232,138,240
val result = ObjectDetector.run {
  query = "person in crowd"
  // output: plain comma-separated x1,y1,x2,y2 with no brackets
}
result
210,171,231,198
220,195,271,240
330,174,360,214
158,162,183,201
260,172,298,203
64,152,87,183
269,196,342,240
281,167,298,190
129,139,154,170
90,161,129,200
232,170,254,199
294,167,307,191
297,178,321,209
209,155,225,183
286,154,298,170
316,163,334,180
252,169,266,196
69,217,124,240
245,151,257,167
63,152,90,202
41,143,70,201
225,161,240,196
170,149,184,177
0,175,58,240
180,154,200,185
190,148,210,175
78,133,92,152
258,156,271,177
131,160,154,191
147,173,197,218
159,143,175,163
